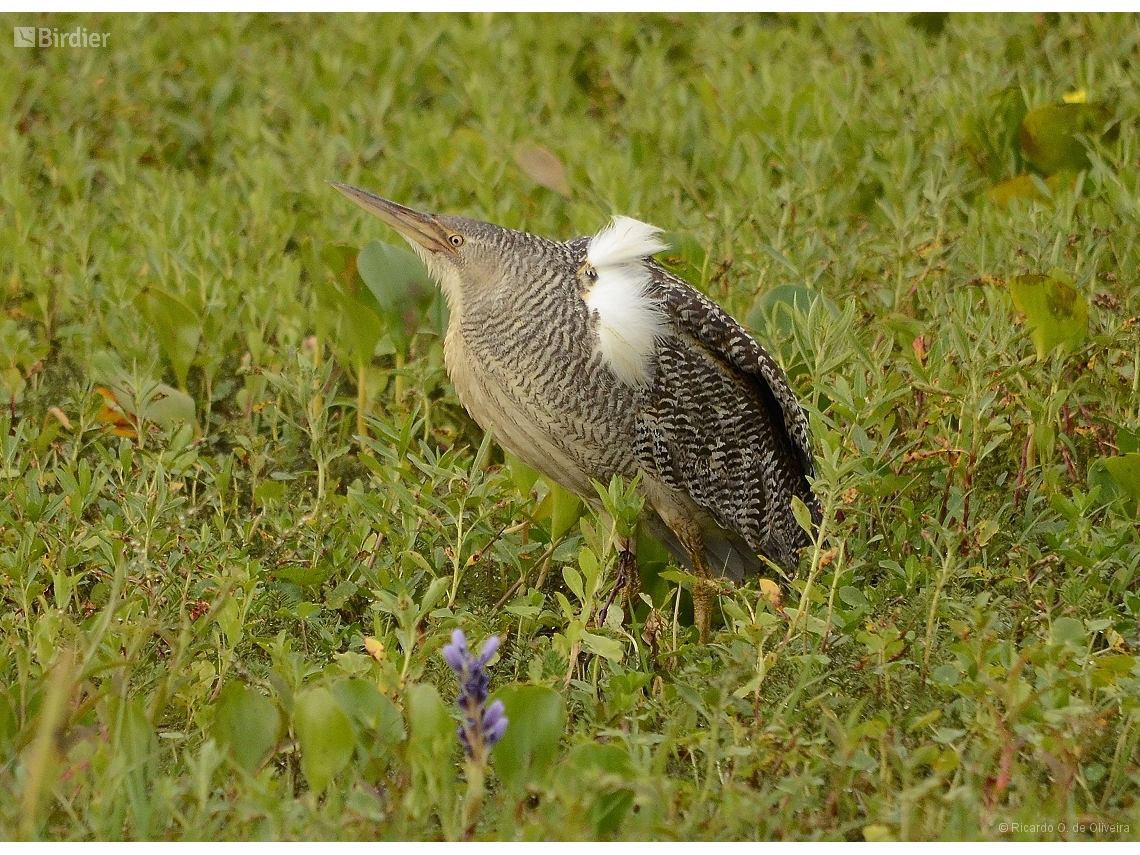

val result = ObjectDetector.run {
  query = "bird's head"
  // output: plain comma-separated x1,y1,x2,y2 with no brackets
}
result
332,183,554,312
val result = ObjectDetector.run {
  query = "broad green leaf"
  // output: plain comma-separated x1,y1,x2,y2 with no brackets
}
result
907,11,948,37
138,384,197,431
838,586,869,609
403,682,456,820
95,381,196,436
1019,102,1116,175
105,695,158,769
1115,426,1140,455
294,687,356,793
564,740,637,776
134,287,201,390
405,682,453,756
563,742,637,837
1103,454,1140,504
490,684,566,796
579,629,624,662
790,494,815,536
357,240,434,312
1050,617,1087,649
356,240,440,350
331,678,405,746
1088,457,1123,504
212,682,280,772
880,312,926,348
506,454,541,497
253,479,285,506
986,172,1074,207
550,482,584,540
0,367,24,401
659,568,699,586
1009,274,1088,358
312,271,385,373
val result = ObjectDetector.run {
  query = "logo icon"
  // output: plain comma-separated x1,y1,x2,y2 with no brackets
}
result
14,26,36,47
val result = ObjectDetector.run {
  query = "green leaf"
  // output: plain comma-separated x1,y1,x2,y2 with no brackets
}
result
579,629,624,662
550,482,584,540
330,679,405,746
405,681,455,757
563,564,585,603
134,287,201,390
294,687,356,793
490,684,566,796
838,586,869,608
1050,616,1087,648
105,695,158,769
312,273,385,372
0,689,16,750
403,682,456,820
907,12,948,37
1115,426,1140,455
563,743,638,837
790,495,815,536
506,454,541,497
1103,454,1140,504
212,682,280,772
659,568,699,586
1019,102,1116,175
986,172,1075,207
1009,274,1088,358
96,380,196,435
356,240,440,350
253,479,285,506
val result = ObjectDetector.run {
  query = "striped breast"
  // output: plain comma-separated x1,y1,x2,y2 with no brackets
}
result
443,242,644,496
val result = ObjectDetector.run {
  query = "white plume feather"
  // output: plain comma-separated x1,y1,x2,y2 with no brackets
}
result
585,216,670,388
587,216,669,268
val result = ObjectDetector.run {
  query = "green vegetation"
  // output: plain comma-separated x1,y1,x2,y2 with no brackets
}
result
2,11,1139,841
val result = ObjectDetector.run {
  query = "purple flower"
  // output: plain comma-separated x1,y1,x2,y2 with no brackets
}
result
442,629,508,760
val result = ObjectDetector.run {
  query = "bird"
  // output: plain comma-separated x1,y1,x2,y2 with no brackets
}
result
333,183,821,640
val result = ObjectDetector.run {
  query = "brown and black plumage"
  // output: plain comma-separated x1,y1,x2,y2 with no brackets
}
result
333,184,820,640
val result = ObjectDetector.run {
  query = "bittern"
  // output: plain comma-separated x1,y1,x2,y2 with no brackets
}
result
333,184,820,640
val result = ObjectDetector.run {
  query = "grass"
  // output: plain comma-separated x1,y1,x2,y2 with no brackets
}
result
2,10,1140,841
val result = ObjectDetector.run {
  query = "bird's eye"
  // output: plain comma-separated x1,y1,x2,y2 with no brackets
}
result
448,234,465,248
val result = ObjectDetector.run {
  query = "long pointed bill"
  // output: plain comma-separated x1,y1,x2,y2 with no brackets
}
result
330,183,455,255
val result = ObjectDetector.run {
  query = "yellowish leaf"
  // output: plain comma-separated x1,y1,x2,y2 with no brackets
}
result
513,142,571,197
363,636,386,663
759,578,782,610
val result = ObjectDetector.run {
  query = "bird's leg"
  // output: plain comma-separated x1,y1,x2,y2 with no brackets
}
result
690,551,715,644
639,485,720,643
